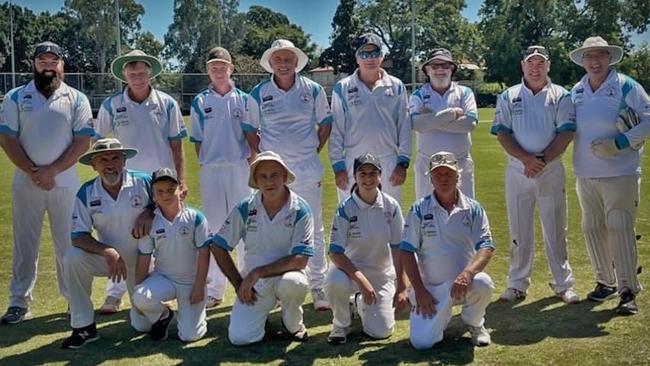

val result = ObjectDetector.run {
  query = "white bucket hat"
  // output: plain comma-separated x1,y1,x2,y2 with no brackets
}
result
248,151,296,189
259,39,309,74
569,36,623,66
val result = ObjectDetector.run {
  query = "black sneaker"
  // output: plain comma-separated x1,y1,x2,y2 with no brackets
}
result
587,283,617,302
61,323,100,349
0,306,32,325
616,289,638,315
150,309,174,341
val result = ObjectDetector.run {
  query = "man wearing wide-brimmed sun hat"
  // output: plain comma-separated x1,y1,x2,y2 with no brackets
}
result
93,49,187,314
211,151,314,345
570,36,650,315
329,32,411,203
243,39,332,311
0,41,94,326
61,138,158,349
190,46,252,309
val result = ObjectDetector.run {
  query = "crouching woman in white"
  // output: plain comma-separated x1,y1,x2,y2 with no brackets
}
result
326,153,407,344
132,168,211,342
211,151,314,345
401,151,495,350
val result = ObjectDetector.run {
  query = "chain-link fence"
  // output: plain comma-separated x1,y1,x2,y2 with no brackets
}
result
0,72,269,114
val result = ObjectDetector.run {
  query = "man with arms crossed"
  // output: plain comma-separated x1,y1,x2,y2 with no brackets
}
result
492,45,579,304
0,41,93,324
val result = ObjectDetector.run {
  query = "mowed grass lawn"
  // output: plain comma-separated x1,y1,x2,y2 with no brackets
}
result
0,109,648,365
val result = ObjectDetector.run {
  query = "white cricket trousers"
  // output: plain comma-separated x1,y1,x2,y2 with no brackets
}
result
337,153,402,202
228,271,309,345
505,158,574,293
408,272,494,350
200,162,250,300
325,267,395,339
9,183,75,308
63,246,149,330
132,272,207,342
286,155,327,290
415,151,475,200
576,175,641,294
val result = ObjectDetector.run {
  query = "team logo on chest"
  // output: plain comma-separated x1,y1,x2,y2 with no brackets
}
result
462,214,471,227
606,86,617,98
300,92,311,103
247,209,258,232
284,214,294,228
231,107,243,120
178,225,191,236
90,198,102,207
20,94,34,112
155,228,166,240
130,194,143,208
384,211,393,225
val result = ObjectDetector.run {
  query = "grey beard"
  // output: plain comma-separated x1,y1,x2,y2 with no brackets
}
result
101,172,122,187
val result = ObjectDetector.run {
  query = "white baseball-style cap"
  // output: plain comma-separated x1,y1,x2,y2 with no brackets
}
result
569,36,623,66
426,151,461,175
248,151,296,189
259,39,309,74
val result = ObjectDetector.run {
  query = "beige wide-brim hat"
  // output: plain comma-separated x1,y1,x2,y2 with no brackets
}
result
248,151,296,189
569,36,623,66
79,138,138,165
111,49,163,83
259,39,309,74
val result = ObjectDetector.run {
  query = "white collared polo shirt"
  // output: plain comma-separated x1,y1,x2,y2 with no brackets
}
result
138,205,211,285
400,192,494,285
409,82,478,157
243,76,332,163
190,84,250,164
0,81,94,187
491,79,576,155
329,69,411,173
329,190,403,279
571,70,650,177
71,169,153,262
212,190,314,275
95,88,187,173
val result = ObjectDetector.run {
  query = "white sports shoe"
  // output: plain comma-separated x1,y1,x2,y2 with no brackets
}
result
468,325,491,347
327,325,351,344
205,296,222,309
312,288,330,311
556,289,580,304
499,288,526,302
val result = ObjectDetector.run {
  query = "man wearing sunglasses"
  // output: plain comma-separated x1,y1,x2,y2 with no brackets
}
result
409,48,478,200
0,41,94,324
329,33,411,202
491,45,579,305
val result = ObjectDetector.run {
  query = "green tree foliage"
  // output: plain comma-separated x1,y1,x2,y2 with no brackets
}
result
134,31,164,59
479,0,650,86
319,0,360,74
164,0,243,72
620,45,650,90
239,6,317,66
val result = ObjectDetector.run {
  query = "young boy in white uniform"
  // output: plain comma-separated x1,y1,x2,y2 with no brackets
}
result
132,168,211,341
190,47,251,308
326,153,406,344
211,151,314,345
401,152,495,350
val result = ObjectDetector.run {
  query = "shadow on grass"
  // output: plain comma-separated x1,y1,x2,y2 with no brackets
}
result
486,296,617,345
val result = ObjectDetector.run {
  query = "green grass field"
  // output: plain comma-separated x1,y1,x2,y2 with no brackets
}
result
0,109,648,365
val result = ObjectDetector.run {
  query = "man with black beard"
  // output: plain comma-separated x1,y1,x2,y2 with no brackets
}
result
0,41,93,324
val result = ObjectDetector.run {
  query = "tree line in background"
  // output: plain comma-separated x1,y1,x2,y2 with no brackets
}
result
1,0,649,91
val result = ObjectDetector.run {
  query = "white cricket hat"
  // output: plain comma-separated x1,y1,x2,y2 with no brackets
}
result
569,36,623,66
259,39,309,74
248,151,296,189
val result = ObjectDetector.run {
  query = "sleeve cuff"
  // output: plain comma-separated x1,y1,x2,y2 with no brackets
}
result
197,239,211,249
466,111,478,121
475,239,495,251
328,243,345,254
73,127,95,137
399,241,418,253
332,161,347,173
189,137,203,143
389,243,401,249
555,123,576,133
70,231,90,240
319,115,333,126
291,245,315,257
397,155,410,164
615,133,630,150
0,125,18,136
168,130,188,141
242,123,257,133
211,234,234,251
490,124,513,136
138,250,153,256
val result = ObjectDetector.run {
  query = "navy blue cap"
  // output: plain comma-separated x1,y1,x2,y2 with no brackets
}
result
33,41,63,59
